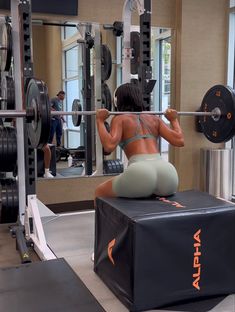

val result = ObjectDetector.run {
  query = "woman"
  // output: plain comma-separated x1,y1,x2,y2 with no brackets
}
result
95,83,184,200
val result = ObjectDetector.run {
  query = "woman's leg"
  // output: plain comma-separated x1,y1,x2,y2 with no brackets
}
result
94,178,117,208
48,119,56,144
112,162,156,198
56,119,63,147
42,144,51,169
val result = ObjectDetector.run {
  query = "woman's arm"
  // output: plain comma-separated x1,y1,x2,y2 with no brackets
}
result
96,109,123,153
158,109,184,147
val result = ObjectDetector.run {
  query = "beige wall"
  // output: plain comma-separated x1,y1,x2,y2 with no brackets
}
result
31,0,175,28
172,0,228,191
36,175,111,204
32,25,62,98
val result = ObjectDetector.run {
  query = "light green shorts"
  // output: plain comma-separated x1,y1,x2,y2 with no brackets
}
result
112,154,178,198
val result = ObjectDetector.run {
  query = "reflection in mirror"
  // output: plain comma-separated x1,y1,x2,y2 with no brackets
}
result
32,22,172,179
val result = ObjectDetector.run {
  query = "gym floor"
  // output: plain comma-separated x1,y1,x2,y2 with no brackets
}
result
1,203,234,312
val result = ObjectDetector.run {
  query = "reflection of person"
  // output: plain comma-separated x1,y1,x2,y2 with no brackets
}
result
48,91,66,147
95,83,184,201
42,144,54,178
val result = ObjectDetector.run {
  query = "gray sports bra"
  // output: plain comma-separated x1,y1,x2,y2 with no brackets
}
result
119,115,156,149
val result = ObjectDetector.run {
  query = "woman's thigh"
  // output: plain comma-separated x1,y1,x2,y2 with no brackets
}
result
112,162,157,198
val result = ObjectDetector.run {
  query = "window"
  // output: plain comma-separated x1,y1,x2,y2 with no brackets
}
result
63,22,78,40
153,28,172,160
62,33,84,148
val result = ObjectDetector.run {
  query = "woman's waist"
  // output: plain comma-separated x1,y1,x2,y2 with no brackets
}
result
128,153,162,164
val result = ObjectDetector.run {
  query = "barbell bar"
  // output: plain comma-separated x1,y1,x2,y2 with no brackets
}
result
2,78,235,148
0,108,220,118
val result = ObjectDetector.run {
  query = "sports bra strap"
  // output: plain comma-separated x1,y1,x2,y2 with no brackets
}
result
119,115,156,149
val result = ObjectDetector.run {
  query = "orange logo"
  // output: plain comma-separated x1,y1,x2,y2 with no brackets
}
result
108,238,116,265
192,229,201,290
158,197,185,208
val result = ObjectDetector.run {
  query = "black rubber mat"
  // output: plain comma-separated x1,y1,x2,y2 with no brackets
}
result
0,258,105,312
162,295,227,311
57,166,84,177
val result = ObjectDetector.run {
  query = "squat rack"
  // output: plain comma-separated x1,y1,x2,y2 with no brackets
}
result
11,0,55,260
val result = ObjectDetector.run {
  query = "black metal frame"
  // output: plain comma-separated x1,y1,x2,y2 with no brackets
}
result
83,31,94,175
138,0,152,110
18,1,35,198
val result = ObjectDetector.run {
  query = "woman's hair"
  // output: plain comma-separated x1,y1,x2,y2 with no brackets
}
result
113,83,143,112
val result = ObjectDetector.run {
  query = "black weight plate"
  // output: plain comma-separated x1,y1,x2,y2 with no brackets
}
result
130,31,140,75
0,178,19,223
0,23,12,72
7,127,17,170
101,83,112,111
72,99,82,127
26,78,51,149
1,76,15,110
2,126,8,171
101,44,112,82
199,85,235,143
0,126,17,172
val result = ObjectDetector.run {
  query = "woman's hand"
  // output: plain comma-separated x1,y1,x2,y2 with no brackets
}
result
96,109,109,122
164,108,178,122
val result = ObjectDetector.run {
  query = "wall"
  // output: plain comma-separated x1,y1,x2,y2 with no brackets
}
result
172,0,228,191
36,175,111,204
32,25,62,98
31,0,175,28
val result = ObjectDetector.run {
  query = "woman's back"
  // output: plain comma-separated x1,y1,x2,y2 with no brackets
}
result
116,114,160,158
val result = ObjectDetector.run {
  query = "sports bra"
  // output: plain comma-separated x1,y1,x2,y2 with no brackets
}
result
119,115,156,149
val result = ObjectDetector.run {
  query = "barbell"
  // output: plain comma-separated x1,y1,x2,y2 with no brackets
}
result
0,78,235,148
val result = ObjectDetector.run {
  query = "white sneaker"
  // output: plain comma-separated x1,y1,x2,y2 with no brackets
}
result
43,171,54,178
91,252,94,262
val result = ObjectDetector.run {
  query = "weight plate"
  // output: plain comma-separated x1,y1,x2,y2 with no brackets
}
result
1,75,15,110
130,31,140,75
101,44,112,82
0,22,12,72
199,85,235,143
72,99,82,127
0,178,19,224
26,78,51,149
101,83,112,111
0,126,17,172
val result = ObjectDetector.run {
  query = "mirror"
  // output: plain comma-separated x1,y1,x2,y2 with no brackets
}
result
32,22,172,179
0,15,173,180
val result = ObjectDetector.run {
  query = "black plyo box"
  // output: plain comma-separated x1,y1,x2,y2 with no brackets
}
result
94,190,235,311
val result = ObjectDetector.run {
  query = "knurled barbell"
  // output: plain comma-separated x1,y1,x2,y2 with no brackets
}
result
0,78,235,148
